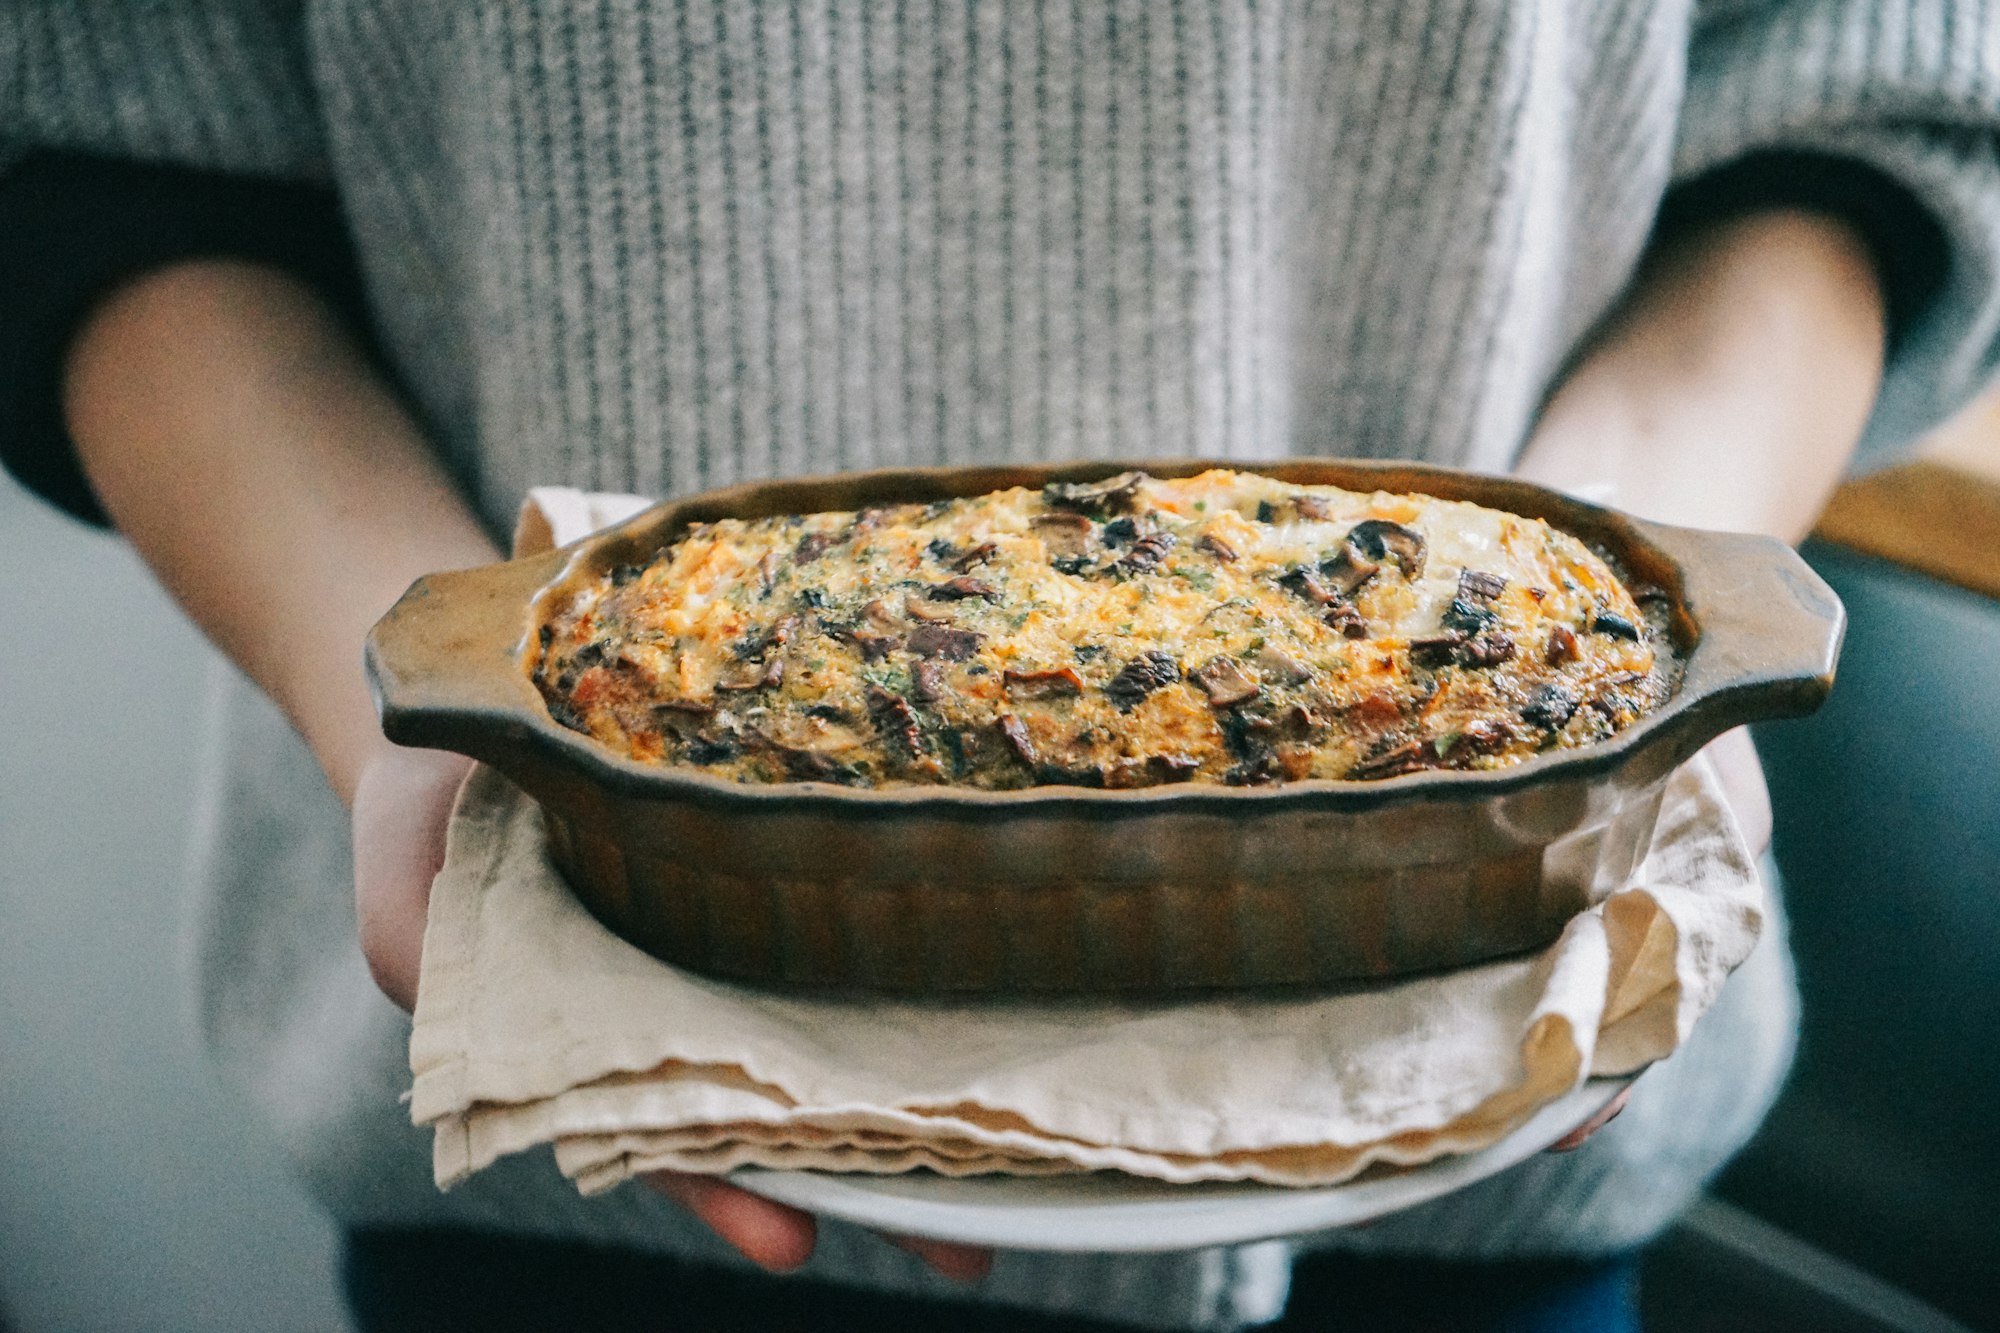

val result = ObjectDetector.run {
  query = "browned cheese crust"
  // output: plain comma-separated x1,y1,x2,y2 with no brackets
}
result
533,470,1668,787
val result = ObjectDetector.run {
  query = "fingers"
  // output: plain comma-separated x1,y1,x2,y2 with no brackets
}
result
883,1234,994,1283
351,747,475,1011
1546,1087,1631,1153
644,1172,818,1273
643,1173,994,1283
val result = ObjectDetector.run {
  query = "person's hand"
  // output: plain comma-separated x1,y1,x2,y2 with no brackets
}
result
351,743,473,1010
350,742,993,1281
640,1172,993,1280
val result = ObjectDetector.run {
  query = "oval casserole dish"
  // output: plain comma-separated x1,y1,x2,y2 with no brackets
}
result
366,459,1844,995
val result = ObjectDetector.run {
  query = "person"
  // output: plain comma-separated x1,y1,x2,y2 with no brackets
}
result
3,4,1995,1329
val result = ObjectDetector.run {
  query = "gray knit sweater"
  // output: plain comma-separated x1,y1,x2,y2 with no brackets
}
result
7,3,2000,1328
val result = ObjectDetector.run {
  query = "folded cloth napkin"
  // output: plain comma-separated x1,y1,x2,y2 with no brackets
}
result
408,488,1766,1197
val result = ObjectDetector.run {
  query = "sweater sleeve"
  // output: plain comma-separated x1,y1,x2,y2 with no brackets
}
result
1677,1,2000,468
0,154,368,526
0,2,347,524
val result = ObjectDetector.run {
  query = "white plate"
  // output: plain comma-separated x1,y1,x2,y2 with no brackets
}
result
731,1076,1632,1252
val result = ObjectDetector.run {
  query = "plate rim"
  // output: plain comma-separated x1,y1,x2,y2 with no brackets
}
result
729,1074,1635,1253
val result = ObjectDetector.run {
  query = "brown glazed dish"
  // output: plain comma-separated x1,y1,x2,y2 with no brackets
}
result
366,459,1844,995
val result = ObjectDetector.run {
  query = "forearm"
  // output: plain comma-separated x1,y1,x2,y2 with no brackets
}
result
64,260,498,805
1517,209,1886,542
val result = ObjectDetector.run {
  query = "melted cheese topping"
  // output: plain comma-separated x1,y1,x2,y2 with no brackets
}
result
535,470,1666,787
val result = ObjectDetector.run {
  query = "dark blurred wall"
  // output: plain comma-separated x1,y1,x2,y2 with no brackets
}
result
1727,541,2000,1329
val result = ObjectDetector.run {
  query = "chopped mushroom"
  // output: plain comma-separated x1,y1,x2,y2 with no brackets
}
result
1116,532,1176,575
910,660,947,703
827,623,896,661
953,542,999,571
907,624,982,660
1292,493,1334,520
1281,564,1342,605
1457,569,1507,602
1254,644,1315,684
997,713,1039,766
1521,683,1579,731
1105,651,1182,711
716,656,785,691
928,576,1001,602
1196,532,1240,562
1192,657,1261,707
1319,545,1380,597
1410,630,1515,669
1324,600,1368,639
866,686,924,757
1031,512,1097,557
1348,739,1438,780
1592,611,1642,641
1043,471,1145,515
1003,666,1085,697
731,614,799,661
1459,632,1516,667
1345,519,1428,579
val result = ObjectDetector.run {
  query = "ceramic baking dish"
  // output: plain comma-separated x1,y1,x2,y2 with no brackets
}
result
365,459,1843,995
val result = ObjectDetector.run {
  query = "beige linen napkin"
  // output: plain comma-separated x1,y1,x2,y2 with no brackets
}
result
408,488,1765,1196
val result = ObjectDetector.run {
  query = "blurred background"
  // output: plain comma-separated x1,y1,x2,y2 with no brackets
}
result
1,409,1994,1332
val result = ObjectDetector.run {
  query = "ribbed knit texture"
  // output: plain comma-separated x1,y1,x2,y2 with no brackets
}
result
8,3,2000,1328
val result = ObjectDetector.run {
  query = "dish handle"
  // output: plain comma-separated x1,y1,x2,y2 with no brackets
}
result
364,548,572,764
1639,522,1845,730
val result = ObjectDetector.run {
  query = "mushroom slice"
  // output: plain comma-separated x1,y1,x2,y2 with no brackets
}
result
1192,657,1260,707
1003,666,1085,698
1324,600,1368,639
1345,519,1427,580
865,686,924,757
863,598,906,630
1105,651,1182,711
1031,512,1097,558
1319,545,1381,597
1520,683,1579,731
996,713,1039,767
907,624,982,660
928,576,1000,602
1116,531,1176,575
1254,644,1315,684
1457,569,1508,602
1281,564,1343,605
910,660,948,703
1348,738,1440,781
1043,470,1146,515
1591,611,1642,641
953,542,999,572
1291,493,1334,521
1196,532,1240,562
715,656,785,691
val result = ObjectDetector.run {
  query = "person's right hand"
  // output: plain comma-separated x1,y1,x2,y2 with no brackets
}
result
350,742,992,1282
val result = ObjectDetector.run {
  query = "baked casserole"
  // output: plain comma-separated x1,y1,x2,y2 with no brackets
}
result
533,469,1666,789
